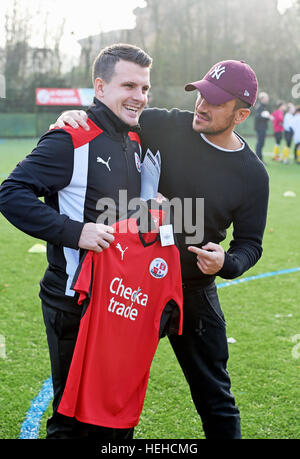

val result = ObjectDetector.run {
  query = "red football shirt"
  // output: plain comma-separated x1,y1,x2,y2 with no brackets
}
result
58,211,183,428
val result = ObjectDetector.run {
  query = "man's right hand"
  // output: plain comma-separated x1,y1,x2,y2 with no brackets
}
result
49,110,90,131
78,223,115,253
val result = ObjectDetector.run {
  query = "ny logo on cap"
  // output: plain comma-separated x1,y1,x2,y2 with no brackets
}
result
209,65,226,80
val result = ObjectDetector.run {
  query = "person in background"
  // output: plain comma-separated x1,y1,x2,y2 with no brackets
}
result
254,92,271,163
291,105,300,164
271,101,286,161
282,103,295,164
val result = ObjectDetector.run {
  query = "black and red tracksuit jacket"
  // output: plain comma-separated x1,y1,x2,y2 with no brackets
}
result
0,99,142,312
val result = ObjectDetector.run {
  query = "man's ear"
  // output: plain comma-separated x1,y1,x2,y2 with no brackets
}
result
94,77,105,99
235,108,250,125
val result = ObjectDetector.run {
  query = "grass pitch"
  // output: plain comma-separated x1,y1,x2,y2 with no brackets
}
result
0,136,299,439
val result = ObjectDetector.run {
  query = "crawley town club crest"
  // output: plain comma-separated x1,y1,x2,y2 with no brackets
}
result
149,258,168,279
135,152,141,172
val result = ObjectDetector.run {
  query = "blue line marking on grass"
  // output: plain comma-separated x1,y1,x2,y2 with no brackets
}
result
19,376,53,439
216,267,300,288
19,266,300,439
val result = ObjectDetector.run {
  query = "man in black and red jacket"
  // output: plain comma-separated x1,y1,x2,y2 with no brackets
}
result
0,44,152,439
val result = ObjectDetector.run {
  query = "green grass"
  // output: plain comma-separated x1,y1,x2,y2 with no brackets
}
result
0,136,299,439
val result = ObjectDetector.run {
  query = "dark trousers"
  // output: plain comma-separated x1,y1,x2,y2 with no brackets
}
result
274,131,283,145
284,129,293,148
169,282,241,439
42,302,134,439
295,143,300,161
255,128,267,161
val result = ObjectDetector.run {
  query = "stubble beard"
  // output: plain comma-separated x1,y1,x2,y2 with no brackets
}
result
193,112,236,136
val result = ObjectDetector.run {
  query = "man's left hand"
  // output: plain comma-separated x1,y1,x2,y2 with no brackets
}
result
188,242,225,275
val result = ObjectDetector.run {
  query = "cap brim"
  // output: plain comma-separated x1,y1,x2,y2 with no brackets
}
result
184,79,235,105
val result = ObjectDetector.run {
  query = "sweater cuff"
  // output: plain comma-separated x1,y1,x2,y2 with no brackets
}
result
216,251,239,280
60,218,85,249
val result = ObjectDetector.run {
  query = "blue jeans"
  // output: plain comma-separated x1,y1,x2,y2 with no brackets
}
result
169,282,241,439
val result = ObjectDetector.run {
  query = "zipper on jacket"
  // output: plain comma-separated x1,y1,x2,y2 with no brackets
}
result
122,132,130,188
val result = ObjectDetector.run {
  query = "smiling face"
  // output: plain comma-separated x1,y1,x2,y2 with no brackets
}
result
94,59,151,126
192,93,238,136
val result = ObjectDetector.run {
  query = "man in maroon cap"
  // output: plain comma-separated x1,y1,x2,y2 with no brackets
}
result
51,59,269,439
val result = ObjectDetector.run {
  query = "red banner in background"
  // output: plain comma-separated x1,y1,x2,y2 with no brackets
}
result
35,88,94,106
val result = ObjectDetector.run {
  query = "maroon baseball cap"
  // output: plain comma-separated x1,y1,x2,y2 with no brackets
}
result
185,60,258,106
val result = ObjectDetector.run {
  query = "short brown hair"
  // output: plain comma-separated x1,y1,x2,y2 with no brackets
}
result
92,43,152,83
235,98,251,110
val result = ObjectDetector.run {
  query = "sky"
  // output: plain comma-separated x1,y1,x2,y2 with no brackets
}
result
277,0,294,11
0,0,146,53
0,0,295,59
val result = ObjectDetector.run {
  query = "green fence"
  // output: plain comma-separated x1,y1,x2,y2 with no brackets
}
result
0,111,273,139
0,112,61,138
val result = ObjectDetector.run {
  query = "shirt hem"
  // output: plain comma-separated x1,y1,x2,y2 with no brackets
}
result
58,407,138,429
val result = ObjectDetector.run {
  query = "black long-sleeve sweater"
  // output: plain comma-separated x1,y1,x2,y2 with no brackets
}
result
140,107,269,285
254,103,269,132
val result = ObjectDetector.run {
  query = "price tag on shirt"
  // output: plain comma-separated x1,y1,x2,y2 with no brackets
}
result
159,224,175,247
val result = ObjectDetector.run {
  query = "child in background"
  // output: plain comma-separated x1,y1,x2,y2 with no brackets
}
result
282,103,295,164
271,101,286,161
291,106,300,164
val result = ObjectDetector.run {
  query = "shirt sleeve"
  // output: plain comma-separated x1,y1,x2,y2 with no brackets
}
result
0,129,84,248
217,163,269,279
71,251,93,305
140,107,193,156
